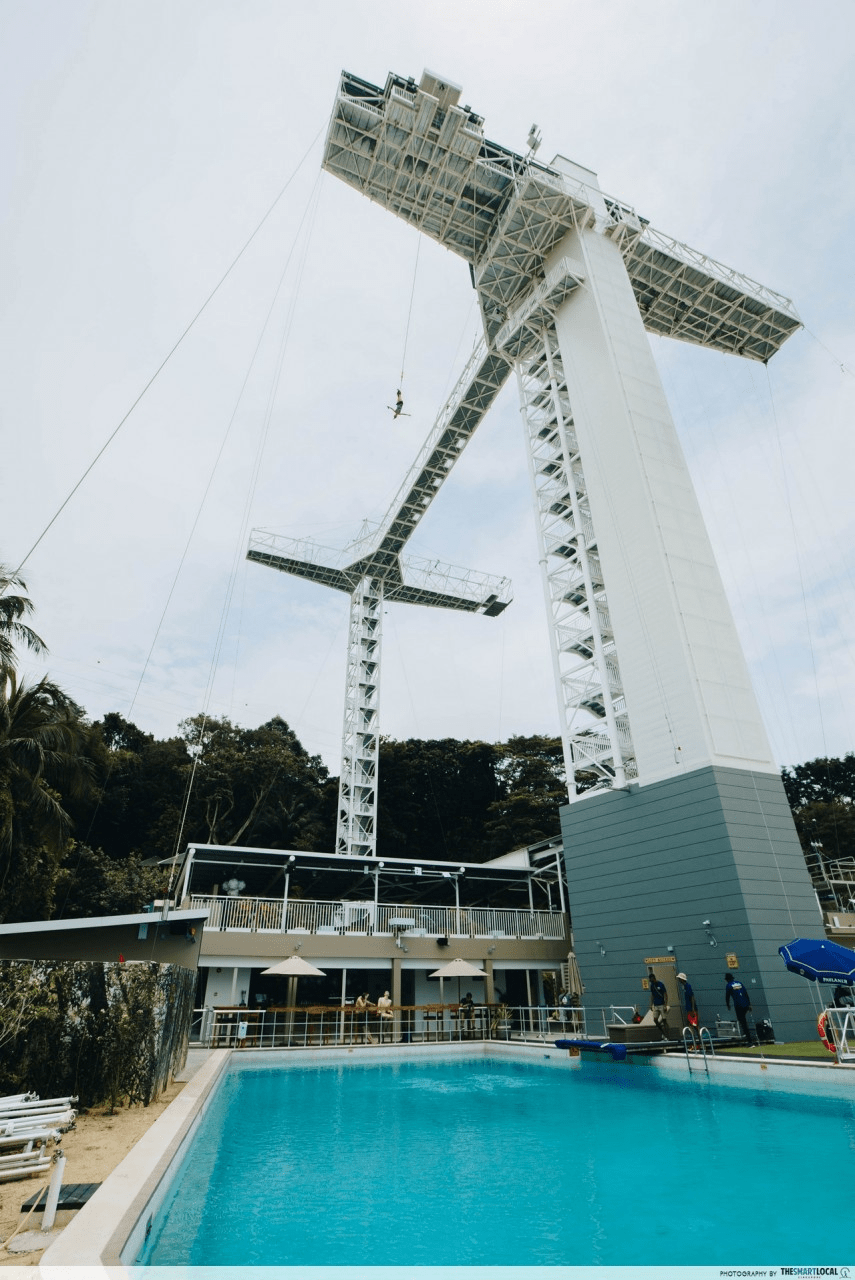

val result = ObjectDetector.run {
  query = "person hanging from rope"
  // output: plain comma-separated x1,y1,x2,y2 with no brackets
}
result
391,389,409,419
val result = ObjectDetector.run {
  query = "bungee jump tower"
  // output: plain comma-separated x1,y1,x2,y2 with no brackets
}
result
316,66,822,1038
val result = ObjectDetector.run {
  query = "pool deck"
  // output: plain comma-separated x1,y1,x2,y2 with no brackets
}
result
40,1038,855,1267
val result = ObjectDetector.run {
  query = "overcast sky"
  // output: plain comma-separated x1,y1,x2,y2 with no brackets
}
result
2,0,853,776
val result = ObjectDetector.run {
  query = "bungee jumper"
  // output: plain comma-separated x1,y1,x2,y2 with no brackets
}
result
389,388,409,419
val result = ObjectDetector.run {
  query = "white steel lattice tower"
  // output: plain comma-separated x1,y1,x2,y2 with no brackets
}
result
339,575,382,856
247,334,513,855
321,68,802,800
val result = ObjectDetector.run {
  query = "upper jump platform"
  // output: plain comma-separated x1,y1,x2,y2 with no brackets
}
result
323,68,801,363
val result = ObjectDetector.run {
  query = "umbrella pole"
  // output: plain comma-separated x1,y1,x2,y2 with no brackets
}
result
287,975,296,1045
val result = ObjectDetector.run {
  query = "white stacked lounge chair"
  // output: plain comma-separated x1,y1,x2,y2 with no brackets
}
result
0,1094,77,1184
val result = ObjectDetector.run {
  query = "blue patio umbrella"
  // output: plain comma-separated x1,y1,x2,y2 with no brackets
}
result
778,938,855,985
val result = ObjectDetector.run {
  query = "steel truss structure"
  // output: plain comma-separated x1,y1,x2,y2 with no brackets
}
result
322,66,802,799
247,340,513,856
516,329,635,791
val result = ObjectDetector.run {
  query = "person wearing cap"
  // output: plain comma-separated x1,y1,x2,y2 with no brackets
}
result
677,972,699,1042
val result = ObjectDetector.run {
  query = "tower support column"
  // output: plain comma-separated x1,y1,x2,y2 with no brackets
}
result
336,576,382,857
546,221,775,788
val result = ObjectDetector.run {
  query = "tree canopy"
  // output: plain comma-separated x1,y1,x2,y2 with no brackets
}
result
782,754,855,867
2,557,853,922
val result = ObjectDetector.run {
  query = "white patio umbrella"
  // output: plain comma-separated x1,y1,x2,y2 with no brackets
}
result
430,957,488,1004
567,951,584,1000
262,955,326,1010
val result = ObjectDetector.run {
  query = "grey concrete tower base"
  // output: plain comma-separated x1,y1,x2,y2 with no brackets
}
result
561,765,825,1043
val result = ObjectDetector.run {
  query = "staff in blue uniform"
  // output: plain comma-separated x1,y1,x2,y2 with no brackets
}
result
648,967,669,1039
725,972,753,1042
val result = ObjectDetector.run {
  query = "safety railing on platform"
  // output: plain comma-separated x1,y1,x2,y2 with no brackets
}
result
189,1002,586,1049
189,896,566,940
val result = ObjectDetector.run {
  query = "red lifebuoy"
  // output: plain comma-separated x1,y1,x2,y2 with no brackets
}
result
817,1010,836,1053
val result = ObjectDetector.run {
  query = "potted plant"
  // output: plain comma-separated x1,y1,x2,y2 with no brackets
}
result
491,1002,512,1040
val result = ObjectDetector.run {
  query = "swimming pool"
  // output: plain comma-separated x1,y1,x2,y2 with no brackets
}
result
138,1052,855,1267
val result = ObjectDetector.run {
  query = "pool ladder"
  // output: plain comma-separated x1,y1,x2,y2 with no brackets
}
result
682,1025,715,1075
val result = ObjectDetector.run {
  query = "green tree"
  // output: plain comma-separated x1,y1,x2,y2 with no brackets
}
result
178,714,333,850
0,673,91,921
0,565,46,676
782,754,855,866
484,735,566,853
72,714,191,864
54,843,166,918
377,738,500,862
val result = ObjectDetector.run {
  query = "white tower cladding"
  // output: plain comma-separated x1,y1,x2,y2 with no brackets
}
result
248,341,513,856
322,68,801,798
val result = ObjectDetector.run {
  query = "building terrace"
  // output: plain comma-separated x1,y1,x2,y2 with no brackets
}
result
172,839,571,1016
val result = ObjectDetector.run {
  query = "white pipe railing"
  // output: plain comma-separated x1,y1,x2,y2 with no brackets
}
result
190,896,566,940
189,1003,586,1049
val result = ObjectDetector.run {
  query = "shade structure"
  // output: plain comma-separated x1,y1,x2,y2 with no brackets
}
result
262,955,327,1019
778,939,855,986
430,957,488,1004
429,959,488,979
262,957,326,977
567,951,584,999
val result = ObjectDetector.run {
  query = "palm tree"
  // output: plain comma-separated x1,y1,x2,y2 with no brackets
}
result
0,565,46,677
0,673,90,917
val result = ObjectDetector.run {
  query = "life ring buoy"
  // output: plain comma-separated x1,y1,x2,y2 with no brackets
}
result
818,1010,836,1053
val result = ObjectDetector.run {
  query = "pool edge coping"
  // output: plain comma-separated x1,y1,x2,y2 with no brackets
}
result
41,1047,232,1267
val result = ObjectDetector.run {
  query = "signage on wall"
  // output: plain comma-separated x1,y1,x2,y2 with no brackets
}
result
643,956,676,965
726,953,739,968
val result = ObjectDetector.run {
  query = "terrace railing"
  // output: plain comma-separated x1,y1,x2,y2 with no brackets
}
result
189,1002,586,1049
190,896,566,941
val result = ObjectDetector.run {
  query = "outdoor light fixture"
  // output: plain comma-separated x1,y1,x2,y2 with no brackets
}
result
596,941,606,956
703,920,719,948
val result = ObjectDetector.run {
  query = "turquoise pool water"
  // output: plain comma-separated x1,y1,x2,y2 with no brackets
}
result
140,1056,855,1267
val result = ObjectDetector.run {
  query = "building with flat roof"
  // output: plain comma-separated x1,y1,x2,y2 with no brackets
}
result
174,838,570,1019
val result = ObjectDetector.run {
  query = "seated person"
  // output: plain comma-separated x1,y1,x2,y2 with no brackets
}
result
459,991,476,1031
376,990,393,1040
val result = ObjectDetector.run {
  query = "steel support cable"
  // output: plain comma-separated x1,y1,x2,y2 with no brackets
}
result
764,364,848,872
764,364,829,757
802,325,854,378
659,355,800,762
7,126,325,589
168,172,325,882
398,235,422,387
57,170,327,919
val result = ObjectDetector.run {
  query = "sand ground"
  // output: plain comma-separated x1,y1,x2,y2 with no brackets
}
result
0,1077,187,1267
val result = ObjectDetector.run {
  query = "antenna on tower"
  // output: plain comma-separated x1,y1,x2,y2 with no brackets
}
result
526,124,542,157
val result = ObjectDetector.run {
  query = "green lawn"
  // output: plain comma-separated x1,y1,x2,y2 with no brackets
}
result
717,1040,835,1060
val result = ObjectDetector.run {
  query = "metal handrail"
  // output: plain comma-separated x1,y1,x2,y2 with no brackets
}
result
189,895,566,940
189,1002,586,1049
